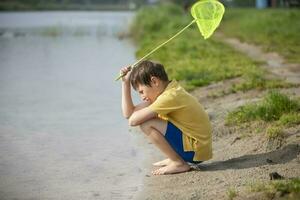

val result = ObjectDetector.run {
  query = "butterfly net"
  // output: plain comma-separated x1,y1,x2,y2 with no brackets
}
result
191,0,225,39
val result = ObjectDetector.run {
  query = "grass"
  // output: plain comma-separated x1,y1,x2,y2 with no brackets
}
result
130,4,259,90
226,91,300,140
264,112,300,139
220,9,300,63
230,67,295,93
249,178,300,199
227,187,238,200
130,4,294,91
277,113,300,127
266,125,284,139
226,91,300,125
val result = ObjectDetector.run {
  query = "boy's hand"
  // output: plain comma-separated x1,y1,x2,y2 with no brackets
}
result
120,66,132,83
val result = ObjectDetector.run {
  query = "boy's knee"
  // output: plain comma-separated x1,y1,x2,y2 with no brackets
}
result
139,120,155,135
139,118,167,136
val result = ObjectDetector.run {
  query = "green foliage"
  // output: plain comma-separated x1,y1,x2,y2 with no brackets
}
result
231,67,295,92
227,187,238,200
266,125,284,139
130,4,295,91
272,178,300,195
257,91,299,121
166,0,197,6
131,3,185,41
226,103,257,125
230,0,255,7
130,4,261,89
250,178,300,198
220,9,300,63
226,91,300,125
277,113,300,127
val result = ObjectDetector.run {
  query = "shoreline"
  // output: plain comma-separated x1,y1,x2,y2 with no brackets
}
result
0,3,137,12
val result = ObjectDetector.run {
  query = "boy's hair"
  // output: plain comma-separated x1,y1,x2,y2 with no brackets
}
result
130,60,169,90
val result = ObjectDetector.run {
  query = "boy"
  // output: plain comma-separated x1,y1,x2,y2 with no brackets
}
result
120,60,212,175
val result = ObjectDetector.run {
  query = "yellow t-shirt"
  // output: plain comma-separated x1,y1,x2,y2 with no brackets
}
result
149,80,212,161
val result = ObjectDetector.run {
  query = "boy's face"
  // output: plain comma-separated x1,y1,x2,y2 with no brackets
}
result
136,76,167,103
137,83,158,103
136,77,165,103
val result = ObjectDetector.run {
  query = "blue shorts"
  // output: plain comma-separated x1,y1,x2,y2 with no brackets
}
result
165,122,202,164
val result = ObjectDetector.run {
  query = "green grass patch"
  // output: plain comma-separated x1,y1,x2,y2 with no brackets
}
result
130,4,262,90
226,187,238,200
226,91,300,125
277,113,300,127
249,178,300,199
266,125,284,139
130,4,294,91
230,68,296,93
220,9,300,63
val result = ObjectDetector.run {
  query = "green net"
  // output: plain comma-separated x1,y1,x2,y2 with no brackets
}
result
191,0,225,39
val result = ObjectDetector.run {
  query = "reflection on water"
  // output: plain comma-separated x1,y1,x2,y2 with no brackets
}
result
0,11,133,37
0,11,146,200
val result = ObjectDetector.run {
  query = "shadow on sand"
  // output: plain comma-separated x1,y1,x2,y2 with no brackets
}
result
195,144,300,171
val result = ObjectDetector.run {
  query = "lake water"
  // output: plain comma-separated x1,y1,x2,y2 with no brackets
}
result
0,11,152,200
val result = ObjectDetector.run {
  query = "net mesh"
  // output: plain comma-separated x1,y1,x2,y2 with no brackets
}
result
191,0,225,39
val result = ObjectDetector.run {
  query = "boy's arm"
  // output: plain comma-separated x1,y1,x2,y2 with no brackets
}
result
121,66,150,118
121,81,134,118
120,66,157,125
122,81,156,124
128,107,157,126
133,101,151,112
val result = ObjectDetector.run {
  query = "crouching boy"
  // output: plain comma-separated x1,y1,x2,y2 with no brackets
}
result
120,60,212,175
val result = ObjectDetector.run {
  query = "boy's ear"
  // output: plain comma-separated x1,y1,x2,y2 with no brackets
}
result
150,76,159,87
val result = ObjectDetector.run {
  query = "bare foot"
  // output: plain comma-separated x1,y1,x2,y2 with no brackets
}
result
153,158,171,167
152,161,190,175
